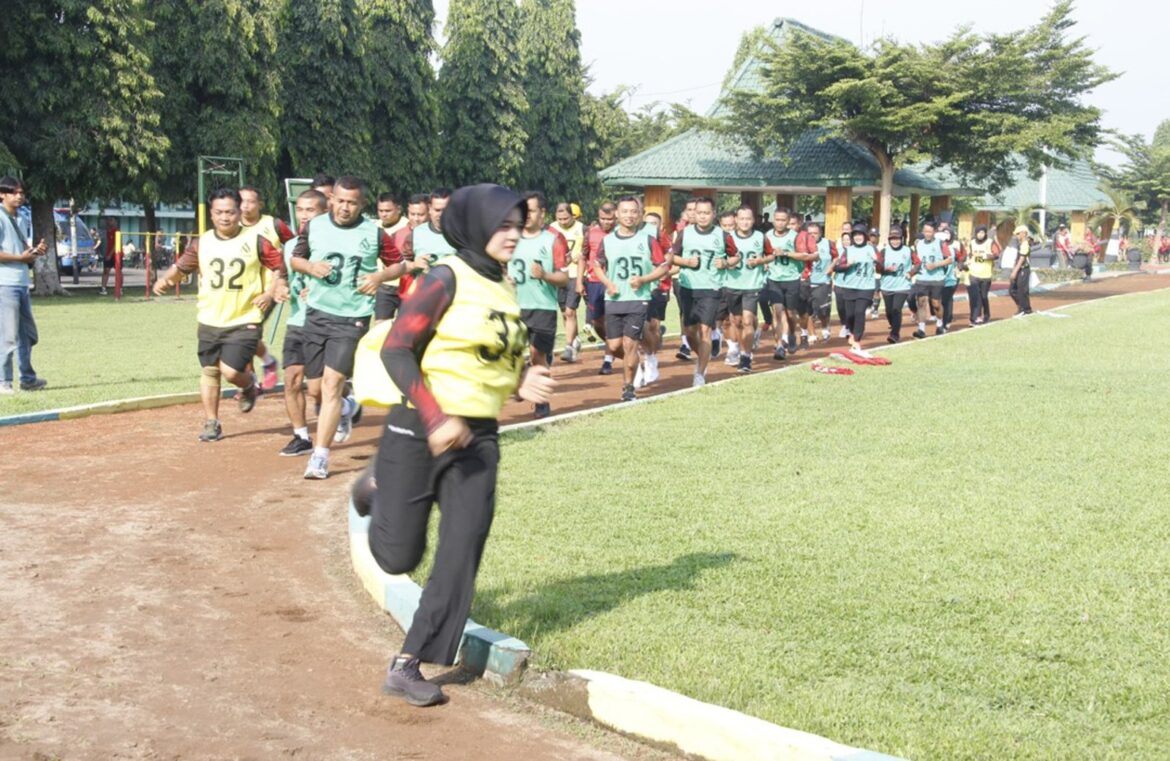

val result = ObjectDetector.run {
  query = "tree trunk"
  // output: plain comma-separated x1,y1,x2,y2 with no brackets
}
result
873,149,895,242
144,201,157,236
30,200,67,296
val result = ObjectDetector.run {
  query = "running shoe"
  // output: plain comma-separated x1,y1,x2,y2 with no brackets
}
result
935,325,947,336
382,655,444,707
644,354,660,384
738,354,752,374
821,329,830,342
261,359,279,391
692,372,706,388
582,324,599,343
799,336,809,351
838,327,850,338
711,335,722,360
886,334,899,345
772,346,786,361
724,348,740,366
0,382,12,395
560,345,574,363
633,362,645,389
237,383,259,413
675,344,692,361
598,359,613,375
335,398,357,443
280,435,313,457
752,328,761,351
98,287,108,295
912,329,927,339
534,402,551,419
199,419,223,442
303,452,329,480
620,384,636,402
19,378,47,391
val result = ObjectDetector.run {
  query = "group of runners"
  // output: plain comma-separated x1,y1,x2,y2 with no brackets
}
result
156,180,1037,478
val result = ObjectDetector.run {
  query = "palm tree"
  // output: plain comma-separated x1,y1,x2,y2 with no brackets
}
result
992,205,1045,244
1088,187,1142,240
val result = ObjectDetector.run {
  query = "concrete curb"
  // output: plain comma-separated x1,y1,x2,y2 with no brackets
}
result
346,502,531,682
518,670,906,761
0,383,285,429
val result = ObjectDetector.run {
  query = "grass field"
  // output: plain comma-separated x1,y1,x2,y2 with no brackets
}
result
0,291,673,415
467,288,1170,760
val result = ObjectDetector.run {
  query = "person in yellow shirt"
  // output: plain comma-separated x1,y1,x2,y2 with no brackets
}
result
965,225,1000,324
351,183,555,708
153,188,287,441
1009,224,1033,316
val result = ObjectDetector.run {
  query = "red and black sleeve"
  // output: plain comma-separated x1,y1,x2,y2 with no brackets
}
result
377,228,402,266
258,236,287,274
381,267,456,435
275,218,295,244
648,235,665,266
593,239,607,272
722,232,739,256
292,230,311,260
551,231,569,270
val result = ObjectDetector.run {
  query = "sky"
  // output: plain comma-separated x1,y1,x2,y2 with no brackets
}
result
431,0,1167,167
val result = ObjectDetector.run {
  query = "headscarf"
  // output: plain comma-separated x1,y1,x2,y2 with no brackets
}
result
441,183,525,282
974,225,988,241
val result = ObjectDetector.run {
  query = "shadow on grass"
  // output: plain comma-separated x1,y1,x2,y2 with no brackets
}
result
474,552,737,640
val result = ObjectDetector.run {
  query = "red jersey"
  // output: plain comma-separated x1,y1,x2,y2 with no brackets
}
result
580,223,612,283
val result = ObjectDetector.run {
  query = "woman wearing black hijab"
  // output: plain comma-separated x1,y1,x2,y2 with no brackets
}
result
354,184,556,707
966,225,1000,324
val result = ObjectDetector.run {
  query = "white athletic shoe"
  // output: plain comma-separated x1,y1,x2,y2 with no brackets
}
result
303,452,329,480
644,354,660,384
752,328,762,351
633,362,646,389
692,372,706,388
335,397,356,443
839,326,850,339
822,329,831,342
724,347,740,366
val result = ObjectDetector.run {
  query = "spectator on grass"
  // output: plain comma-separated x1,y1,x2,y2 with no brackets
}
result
0,176,48,393
100,216,119,295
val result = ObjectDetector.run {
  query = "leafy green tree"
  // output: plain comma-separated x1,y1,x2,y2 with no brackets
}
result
0,0,167,294
516,0,593,203
437,0,527,187
143,0,283,229
719,2,1115,241
362,0,440,195
280,0,374,181
722,25,769,90
1104,120,1170,249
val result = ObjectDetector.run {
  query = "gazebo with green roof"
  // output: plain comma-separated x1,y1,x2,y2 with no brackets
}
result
600,17,1108,246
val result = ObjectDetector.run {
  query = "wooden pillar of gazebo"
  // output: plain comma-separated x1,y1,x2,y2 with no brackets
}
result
776,193,797,213
974,210,992,228
909,194,922,241
825,187,852,241
1070,210,1087,243
870,191,883,227
644,185,672,232
929,195,952,219
740,191,762,219
957,211,975,243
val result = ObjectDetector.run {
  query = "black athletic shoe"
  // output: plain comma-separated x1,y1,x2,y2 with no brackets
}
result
711,336,722,360
351,469,377,518
598,359,613,375
935,325,947,336
772,346,786,361
738,354,752,373
382,655,445,707
799,336,809,351
199,419,223,442
886,334,899,345
351,403,364,427
620,384,636,402
675,344,692,361
533,401,551,419
279,435,313,457
787,334,798,353
238,383,259,413
912,329,926,339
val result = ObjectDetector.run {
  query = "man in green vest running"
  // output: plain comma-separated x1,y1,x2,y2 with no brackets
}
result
593,196,670,401
401,188,455,289
512,191,569,418
291,176,407,480
911,221,955,337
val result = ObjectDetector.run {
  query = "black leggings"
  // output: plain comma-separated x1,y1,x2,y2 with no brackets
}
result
842,288,871,340
941,284,956,327
369,405,500,665
834,287,849,331
882,291,908,336
1010,267,1032,313
968,278,992,322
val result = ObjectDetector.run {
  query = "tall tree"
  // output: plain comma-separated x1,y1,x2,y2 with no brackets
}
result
361,0,440,195
516,0,592,202
437,0,527,187
280,0,374,180
719,2,1115,241
143,0,283,228
1104,121,1170,251
0,0,167,294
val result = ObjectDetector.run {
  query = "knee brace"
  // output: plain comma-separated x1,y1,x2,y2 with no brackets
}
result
200,365,221,388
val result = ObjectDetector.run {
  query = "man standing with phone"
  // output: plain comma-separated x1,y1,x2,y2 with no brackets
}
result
0,176,48,394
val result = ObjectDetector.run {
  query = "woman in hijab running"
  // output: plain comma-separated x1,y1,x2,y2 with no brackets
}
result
966,225,1000,324
353,184,556,707
834,223,879,353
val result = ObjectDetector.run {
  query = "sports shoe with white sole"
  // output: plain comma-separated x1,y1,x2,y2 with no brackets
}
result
382,655,444,707
199,419,223,442
692,372,706,388
621,383,636,402
303,452,329,480
279,435,313,457
633,362,645,389
643,354,660,384
237,383,260,413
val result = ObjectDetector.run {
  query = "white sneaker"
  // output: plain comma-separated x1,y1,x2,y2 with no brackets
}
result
303,452,329,480
724,348,740,365
571,337,581,361
692,372,706,388
644,354,660,384
335,397,356,443
633,362,646,389
822,329,830,342
0,381,12,395
839,327,850,338
752,328,761,351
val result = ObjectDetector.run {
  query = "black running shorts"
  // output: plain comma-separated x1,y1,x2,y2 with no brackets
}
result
301,308,371,379
197,322,260,374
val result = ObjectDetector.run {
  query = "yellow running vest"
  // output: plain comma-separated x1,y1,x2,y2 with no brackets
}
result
969,239,996,279
552,221,584,278
196,229,268,328
418,256,527,420
242,214,285,247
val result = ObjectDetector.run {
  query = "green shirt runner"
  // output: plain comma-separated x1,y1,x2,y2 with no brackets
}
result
597,230,666,305
725,230,768,291
511,229,568,311
673,225,733,291
295,214,400,318
765,229,801,282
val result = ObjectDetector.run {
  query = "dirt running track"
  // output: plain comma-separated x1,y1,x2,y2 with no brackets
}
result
1,274,1166,760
